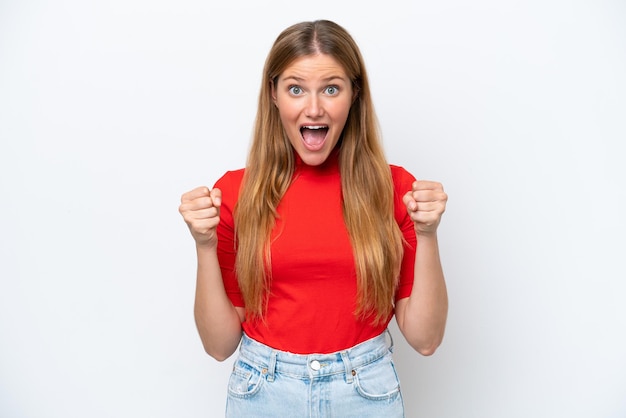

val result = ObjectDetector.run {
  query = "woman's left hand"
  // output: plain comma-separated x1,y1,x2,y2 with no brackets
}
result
402,180,448,236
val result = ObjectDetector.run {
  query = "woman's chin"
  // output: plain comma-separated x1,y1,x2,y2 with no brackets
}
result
297,150,331,166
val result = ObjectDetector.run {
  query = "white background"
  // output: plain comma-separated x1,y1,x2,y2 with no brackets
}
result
1,1,625,417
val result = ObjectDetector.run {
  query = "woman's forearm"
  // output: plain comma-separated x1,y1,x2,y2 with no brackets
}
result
193,245,244,361
396,233,448,356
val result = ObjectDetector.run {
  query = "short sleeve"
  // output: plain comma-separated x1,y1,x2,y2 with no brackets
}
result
390,165,417,302
214,169,246,307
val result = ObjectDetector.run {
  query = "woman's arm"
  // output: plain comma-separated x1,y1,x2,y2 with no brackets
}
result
194,245,245,361
395,180,449,356
180,186,244,361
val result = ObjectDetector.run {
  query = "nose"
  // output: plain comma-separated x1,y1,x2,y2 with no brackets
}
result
304,94,324,118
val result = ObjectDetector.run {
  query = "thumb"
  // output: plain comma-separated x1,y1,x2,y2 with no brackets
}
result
210,188,222,207
402,190,417,212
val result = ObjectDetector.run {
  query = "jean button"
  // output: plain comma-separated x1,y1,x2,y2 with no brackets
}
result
310,360,321,371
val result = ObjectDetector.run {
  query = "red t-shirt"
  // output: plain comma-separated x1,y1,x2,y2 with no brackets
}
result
214,153,417,354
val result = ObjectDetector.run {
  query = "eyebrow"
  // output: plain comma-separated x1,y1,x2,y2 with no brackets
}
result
281,75,348,83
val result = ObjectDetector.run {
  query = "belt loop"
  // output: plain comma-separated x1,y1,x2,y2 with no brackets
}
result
340,351,354,384
386,328,395,353
267,351,277,382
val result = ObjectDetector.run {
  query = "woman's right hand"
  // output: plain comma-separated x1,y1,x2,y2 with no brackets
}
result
179,186,222,248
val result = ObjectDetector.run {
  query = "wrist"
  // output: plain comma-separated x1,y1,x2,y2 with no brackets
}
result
196,242,218,255
415,229,438,242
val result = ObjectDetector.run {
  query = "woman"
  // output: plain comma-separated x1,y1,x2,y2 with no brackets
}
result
179,19,448,417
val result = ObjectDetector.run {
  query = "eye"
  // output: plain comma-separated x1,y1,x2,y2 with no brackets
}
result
325,86,339,96
288,85,303,95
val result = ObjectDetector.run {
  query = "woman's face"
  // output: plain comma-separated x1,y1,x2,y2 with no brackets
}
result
272,53,353,166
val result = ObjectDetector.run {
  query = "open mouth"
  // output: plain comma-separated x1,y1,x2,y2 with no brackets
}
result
300,125,329,150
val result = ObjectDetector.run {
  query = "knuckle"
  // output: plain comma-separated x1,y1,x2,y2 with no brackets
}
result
200,196,213,208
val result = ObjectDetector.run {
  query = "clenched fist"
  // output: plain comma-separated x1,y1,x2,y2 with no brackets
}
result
179,186,222,248
402,180,447,236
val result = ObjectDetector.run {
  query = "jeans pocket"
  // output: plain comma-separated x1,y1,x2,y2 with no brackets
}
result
227,358,265,399
353,353,402,401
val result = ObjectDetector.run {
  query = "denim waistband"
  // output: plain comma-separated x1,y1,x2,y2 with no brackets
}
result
237,330,394,382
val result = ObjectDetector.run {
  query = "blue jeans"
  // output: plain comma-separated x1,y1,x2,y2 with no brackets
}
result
225,330,405,417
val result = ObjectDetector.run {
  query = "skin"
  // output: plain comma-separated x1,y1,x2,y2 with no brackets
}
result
179,53,448,360
397,181,448,355
271,54,353,166
179,186,244,361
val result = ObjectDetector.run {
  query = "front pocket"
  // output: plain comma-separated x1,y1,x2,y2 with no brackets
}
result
353,353,402,401
227,359,265,399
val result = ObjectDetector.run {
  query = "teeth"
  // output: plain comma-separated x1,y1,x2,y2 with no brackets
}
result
302,125,327,129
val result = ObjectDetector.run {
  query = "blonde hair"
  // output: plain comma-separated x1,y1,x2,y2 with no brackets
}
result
234,20,404,324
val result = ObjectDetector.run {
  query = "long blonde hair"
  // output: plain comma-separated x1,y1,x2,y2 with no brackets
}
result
234,20,404,324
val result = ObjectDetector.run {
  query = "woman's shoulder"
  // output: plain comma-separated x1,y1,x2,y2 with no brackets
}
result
389,164,416,188
213,168,246,201
215,168,245,185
